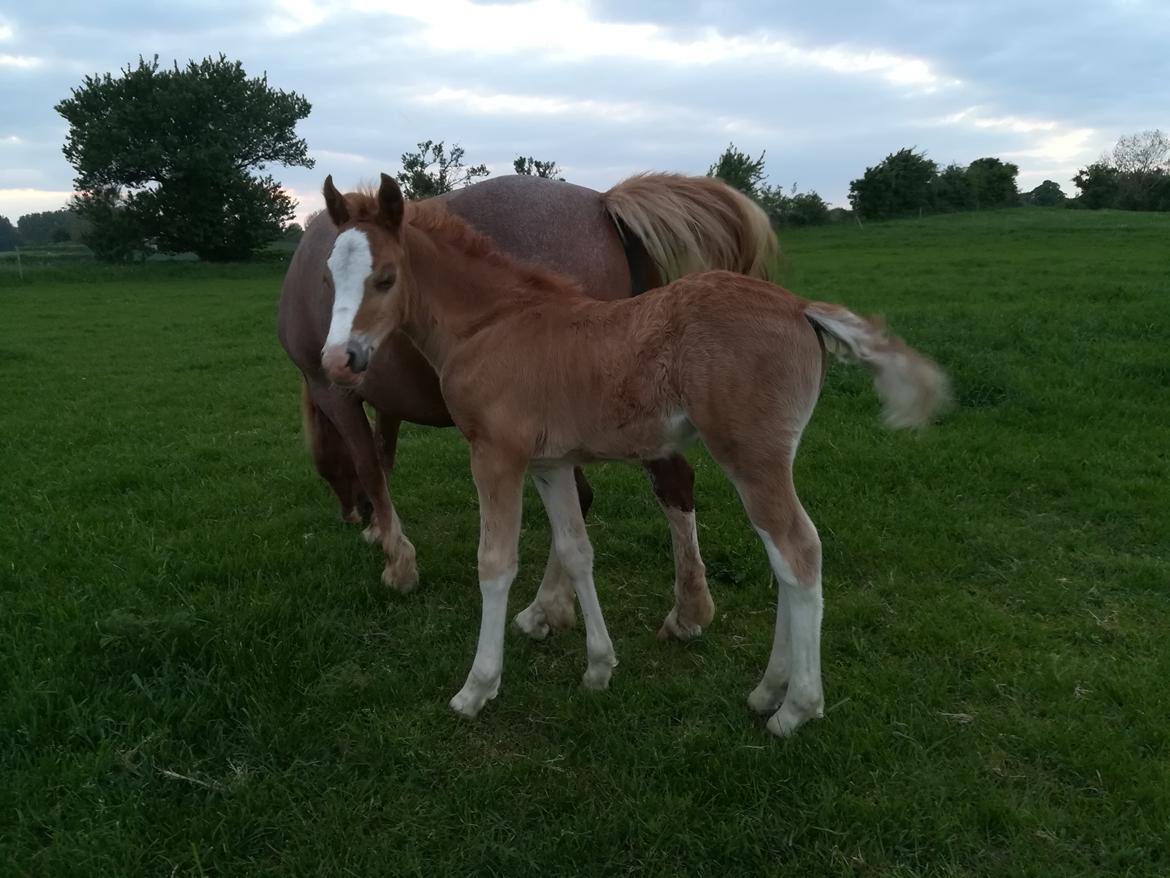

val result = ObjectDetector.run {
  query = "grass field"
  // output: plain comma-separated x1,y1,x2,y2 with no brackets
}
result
2,209,1168,876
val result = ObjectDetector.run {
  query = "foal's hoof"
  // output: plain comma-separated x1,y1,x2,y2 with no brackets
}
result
361,523,382,545
341,507,362,524
656,606,703,641
747,681,788,714
381,543,419,594
582,657,617,691
513,604,551,641
449,680,499,719
765,698,824,738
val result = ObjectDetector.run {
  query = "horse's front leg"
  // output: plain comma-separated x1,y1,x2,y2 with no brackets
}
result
449,445,526,719
644,455,714,640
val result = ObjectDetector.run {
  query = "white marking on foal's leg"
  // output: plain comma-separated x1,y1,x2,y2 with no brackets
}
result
754,529,824,738
658,507,712,641
514,541,576,641
450,568,516,718
532,468,616,690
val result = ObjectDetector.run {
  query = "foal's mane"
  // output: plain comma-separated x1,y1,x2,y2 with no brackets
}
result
347,189,584,300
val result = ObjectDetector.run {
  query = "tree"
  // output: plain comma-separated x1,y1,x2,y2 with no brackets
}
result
930,163,974,212
0,216,19,252
966,157,1019,208
55,55,313,261
1022,180,1067,207
708,143,767,197
1073,162,1121,209
513,156,564,179
17,208,88,245
848,148,937,220
397,140,489,200
757,184,830,228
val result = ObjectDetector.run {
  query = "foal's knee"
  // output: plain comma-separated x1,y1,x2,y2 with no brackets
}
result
478,546,517,583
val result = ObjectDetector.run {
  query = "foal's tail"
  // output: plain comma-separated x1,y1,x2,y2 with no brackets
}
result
804,302,949,430
602,173,778,283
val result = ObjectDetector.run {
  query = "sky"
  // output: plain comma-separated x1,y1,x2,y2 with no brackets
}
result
1,0,1168,225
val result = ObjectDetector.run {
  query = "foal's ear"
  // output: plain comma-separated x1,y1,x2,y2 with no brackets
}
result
323,175,349,227
377,173,405,231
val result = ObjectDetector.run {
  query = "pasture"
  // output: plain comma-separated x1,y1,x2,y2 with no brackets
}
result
2,209,1168,875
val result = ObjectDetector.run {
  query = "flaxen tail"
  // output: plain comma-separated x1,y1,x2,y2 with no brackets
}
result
804,302,949,430
602,173,778,282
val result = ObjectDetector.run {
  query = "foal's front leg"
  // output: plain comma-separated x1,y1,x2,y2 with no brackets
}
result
449,446,526,719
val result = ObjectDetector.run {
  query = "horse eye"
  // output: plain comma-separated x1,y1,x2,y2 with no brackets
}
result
374,274,396,292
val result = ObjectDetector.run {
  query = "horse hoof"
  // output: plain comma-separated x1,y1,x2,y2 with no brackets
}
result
747,682,787,714
765,697,824,738
513,605,551,641
582,656,617,691
656,607,703,641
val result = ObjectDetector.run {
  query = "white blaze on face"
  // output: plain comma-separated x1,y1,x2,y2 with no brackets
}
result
324,228,373,353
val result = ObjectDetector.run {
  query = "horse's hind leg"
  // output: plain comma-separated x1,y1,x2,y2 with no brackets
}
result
644,456,714,640
531,466,617,690
313,386,418,592
734,466,824,737
513,467,592,640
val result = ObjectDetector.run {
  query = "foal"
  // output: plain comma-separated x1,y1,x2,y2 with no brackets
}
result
322,174,947,737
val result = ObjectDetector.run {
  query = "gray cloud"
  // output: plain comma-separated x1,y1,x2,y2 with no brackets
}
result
1,0,1167,222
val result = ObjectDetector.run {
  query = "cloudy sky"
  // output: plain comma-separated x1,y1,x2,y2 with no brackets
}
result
1,0,1167,224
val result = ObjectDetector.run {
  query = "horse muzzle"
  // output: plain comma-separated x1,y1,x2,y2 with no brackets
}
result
322,340,369,387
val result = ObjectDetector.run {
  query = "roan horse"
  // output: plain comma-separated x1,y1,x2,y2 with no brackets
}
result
319,174,947,737
278,172,777,640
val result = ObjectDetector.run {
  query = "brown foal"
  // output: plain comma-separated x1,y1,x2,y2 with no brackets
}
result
322,174,947,737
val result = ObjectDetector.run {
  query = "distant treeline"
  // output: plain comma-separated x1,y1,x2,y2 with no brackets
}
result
844,129,1170,222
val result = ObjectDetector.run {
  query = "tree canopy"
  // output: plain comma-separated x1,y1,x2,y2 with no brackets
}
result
396,140,489,200
513,156,564,179
707,143,767,197
848,148,938,220
55,55,313,260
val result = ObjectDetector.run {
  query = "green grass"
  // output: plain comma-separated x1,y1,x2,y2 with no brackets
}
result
2,208,1168,876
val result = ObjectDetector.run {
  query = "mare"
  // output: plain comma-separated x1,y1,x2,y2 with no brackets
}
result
318,174,947,737
278,172,777,639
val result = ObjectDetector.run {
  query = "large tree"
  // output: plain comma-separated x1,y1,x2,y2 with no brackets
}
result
966,157,1019,208
849,148,937,220
55,55,313,261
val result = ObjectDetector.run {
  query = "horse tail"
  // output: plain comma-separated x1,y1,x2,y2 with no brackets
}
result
601,173,778,283
804,301,949,430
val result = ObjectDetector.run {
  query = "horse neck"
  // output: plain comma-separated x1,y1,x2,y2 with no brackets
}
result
397,221,552,367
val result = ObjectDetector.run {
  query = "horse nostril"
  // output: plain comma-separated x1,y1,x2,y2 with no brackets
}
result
346,341,369,373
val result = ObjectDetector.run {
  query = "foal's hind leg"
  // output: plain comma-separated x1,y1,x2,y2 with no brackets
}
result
514,467,593,640
735,470,825,737
645,456,714,640
531,466,617,690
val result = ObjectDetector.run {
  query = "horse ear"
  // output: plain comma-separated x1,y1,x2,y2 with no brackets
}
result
378,173,405,231
323,175,349,227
